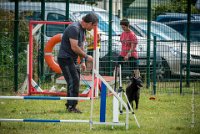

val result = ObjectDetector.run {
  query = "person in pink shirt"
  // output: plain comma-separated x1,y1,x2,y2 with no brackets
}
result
118,19,142,86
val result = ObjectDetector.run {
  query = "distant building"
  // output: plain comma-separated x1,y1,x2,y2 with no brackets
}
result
96,0,123,18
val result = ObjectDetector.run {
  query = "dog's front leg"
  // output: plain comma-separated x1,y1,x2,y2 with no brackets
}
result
135,99,139,109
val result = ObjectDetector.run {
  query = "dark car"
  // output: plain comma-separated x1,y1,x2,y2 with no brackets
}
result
129,19,200,80
156,13,200,23
164,20,200,42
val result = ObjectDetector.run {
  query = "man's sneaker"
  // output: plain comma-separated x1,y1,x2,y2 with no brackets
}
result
65,103,69,109
68,107,82,113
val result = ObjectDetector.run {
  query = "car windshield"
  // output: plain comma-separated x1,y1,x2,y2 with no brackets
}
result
73,11,122,36
136,22,186,41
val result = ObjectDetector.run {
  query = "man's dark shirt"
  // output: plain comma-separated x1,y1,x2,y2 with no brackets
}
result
58,22,85,61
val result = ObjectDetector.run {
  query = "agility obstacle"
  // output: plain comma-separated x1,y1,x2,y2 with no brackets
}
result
0,20,131,130
18,20,98,97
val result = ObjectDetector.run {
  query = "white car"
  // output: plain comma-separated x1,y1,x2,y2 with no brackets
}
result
129,19,200,78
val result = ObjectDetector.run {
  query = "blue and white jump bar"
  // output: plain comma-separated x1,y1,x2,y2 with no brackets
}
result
0,96,90,100
0,119,90,123
0,118,125,126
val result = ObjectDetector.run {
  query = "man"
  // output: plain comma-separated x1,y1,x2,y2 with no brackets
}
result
119,19,142,86
57,13,98,113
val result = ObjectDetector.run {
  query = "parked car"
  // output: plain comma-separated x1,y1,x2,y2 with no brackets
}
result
72,11,163,78
129,19,200,79
163,20,200,42
156,13,200,23
0,2,162,78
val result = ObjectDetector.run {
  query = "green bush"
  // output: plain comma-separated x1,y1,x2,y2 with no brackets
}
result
0,9,29,92
153,0,200,19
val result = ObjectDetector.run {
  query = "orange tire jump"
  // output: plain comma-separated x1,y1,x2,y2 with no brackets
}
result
44,34,81,74
44,34,62,74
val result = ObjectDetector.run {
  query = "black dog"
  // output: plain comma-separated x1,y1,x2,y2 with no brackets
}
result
126,77,142,110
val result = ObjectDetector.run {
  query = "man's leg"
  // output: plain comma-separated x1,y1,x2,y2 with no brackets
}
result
58,58,82,113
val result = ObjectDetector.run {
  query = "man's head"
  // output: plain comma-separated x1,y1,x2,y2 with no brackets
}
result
82,12,99,31
120,19,130,31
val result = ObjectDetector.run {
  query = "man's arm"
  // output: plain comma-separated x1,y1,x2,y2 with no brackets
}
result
70,38,87,57
70,38,93,62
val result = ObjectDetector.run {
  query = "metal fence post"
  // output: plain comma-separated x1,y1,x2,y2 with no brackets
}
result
108,0,113,76
146,0,151,88
14,0,19,92
153,36,157,95
39,0,45,83
186,0,191,87
65,0,69,22
180,42,183,94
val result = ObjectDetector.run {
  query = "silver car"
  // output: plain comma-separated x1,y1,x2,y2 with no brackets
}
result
129,19,200,79
73,11,164,78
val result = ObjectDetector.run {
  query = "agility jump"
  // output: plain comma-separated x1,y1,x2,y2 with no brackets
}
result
0,20,134,129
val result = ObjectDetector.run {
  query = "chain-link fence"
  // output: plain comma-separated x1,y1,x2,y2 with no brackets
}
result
0,0,200,95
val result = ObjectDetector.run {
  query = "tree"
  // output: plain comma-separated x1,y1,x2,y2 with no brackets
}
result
0,9,31,91
123,0,136,17
154,0,200,19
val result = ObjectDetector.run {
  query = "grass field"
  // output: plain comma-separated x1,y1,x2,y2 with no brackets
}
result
0,89,200,134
